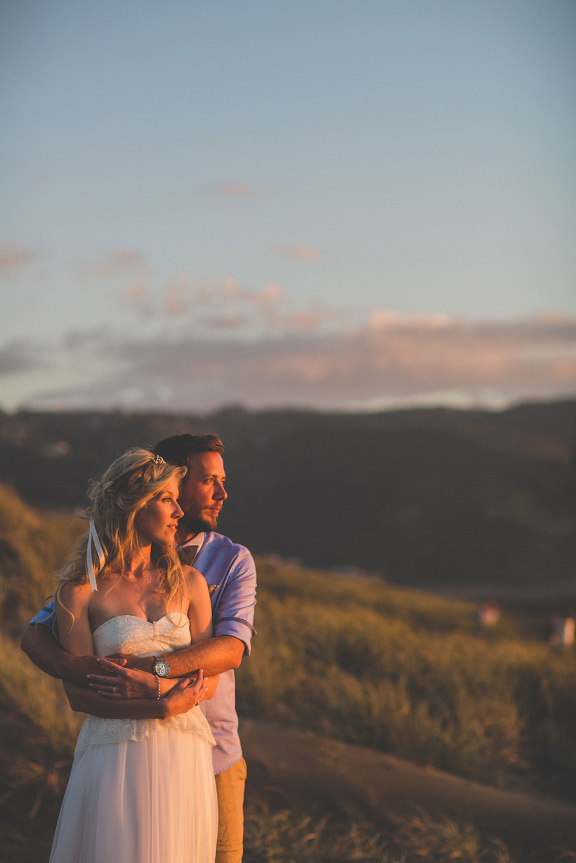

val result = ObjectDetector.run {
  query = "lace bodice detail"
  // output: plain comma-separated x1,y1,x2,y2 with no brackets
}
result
75,613,215,754
92,612,192,656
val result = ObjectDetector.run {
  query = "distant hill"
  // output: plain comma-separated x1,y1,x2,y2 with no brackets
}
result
0,400,575,588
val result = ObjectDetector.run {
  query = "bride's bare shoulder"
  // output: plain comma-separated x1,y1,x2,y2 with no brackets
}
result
57,578,92,613
181,565,209,599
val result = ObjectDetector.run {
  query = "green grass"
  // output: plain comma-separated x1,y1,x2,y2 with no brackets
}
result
237,558,576,797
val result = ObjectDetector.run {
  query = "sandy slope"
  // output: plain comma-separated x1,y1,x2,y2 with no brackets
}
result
241,718,576,859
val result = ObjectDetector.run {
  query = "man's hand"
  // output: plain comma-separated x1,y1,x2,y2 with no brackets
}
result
63,654,125,687
21,624,121,687
162,671,209,719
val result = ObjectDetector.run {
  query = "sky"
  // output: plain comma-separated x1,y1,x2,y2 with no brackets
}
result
0,0,575,414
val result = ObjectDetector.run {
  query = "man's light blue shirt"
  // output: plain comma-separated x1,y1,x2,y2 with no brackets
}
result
31,531,257,775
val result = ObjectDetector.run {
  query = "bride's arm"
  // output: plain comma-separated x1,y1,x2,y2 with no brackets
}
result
63,673,208,719
186,566,220,700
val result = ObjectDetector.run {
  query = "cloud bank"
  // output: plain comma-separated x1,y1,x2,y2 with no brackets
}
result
20,312,576,413
2,245,574,413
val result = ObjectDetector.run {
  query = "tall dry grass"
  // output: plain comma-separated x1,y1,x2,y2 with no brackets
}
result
2,483,575,861
2,482,576,805
0,482,83,754
237,559,576,796
0,629,81,754
0,482,79,638
243,805,516,863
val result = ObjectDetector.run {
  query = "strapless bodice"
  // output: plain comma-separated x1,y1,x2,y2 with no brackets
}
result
92,612,193,658
75,613,215,754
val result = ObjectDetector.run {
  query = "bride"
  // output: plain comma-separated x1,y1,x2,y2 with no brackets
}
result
49,448,219,863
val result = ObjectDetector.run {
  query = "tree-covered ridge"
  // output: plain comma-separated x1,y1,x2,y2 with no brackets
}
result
0,400,575,587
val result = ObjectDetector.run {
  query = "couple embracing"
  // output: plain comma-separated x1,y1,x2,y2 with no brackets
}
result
21,434,257,863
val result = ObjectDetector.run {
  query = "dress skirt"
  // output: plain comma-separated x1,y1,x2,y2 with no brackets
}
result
49,727,218,863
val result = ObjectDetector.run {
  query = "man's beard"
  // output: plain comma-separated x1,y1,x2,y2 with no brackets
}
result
179,508,219,534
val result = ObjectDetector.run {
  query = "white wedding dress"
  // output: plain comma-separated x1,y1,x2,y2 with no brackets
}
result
50,613,218,863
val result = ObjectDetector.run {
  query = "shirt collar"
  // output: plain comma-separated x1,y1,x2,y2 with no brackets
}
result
178,532,205,551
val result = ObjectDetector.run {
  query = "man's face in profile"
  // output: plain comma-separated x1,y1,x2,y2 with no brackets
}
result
177,451,227,538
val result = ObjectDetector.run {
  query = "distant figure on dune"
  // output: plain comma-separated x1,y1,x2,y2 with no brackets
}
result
549,615,575,647
21,435,257,863
476,600,500,627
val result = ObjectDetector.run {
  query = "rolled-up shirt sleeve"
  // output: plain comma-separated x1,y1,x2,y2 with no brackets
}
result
213,551,257,655
30,599,57,629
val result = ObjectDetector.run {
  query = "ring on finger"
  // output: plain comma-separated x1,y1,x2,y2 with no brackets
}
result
112,686,117,694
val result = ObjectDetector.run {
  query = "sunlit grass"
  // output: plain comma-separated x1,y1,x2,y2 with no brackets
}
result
2,483,576,800
243,805,515,863
237,559,576,795
0,630,81,754
0,482,78,637
2,484,575,861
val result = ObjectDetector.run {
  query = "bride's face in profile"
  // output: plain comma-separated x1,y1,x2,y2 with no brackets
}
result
135,477,183,547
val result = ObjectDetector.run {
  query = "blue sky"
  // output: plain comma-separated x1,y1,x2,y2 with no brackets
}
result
0,0,575,412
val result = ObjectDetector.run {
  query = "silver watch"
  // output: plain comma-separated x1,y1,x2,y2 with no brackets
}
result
151,656,170,677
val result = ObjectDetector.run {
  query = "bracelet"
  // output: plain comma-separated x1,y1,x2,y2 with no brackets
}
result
156,676,160,700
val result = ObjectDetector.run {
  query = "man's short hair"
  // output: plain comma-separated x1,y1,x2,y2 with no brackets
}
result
153,434,225,468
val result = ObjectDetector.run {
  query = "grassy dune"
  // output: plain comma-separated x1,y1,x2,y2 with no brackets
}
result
1,482,575,860
237,558,576,798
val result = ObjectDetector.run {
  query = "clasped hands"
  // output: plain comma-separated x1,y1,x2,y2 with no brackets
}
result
86,656,205,705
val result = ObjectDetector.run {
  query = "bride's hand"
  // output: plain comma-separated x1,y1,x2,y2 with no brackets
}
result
163,670,208,718
87,657,159,699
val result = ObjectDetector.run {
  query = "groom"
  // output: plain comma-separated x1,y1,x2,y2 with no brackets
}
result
21,434,257,863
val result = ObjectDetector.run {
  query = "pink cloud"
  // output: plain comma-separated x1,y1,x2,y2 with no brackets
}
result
164,277,189,315
123,281,147,302
369,309,455,330
287,311,324,329
208,183,254,198
205,182,274,199
196,278,240,304
0,243,36,270
271,244,319,261
84,247,147,277
196,280,284,317
201,314,250,329
241,283,284,310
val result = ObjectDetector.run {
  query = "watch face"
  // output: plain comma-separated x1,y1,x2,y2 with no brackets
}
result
154,657,170,678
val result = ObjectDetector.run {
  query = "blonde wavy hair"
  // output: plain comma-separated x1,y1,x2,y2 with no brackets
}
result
55,448,187,617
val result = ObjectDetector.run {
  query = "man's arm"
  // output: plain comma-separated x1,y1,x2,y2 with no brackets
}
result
21,608,241,687
117,546,256,678
21,624,109,686
118,633,244,678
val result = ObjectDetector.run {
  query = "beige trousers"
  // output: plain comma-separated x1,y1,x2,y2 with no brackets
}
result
214,757,247,863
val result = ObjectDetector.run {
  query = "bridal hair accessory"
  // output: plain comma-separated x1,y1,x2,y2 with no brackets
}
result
87,519,105,592
152,454,165,465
